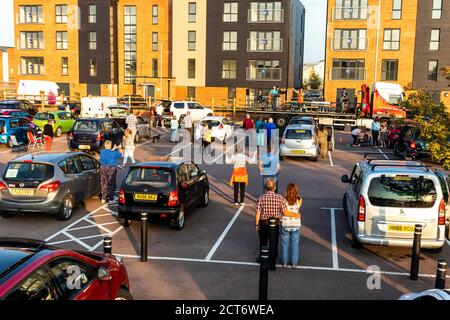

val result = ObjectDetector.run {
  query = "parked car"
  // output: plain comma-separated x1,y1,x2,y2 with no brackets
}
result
0,238,132,300
280,124,319,161
119,95,147,106
387,126,401,148
0,152,101,220
0,109,33,122
80,96,118,118
434,169,450,240
169,101,214,123
33,111,76,137
399,289,450,300
118,161,209,230
109,105,151,143
69,118,124,153
0,100,37,116
341,159,446,251
194,116,234,143
0,116,31,148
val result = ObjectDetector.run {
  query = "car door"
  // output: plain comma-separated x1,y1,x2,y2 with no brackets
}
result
8,118,21,142
346,165,360,225
3,267,58,300
111,121,124,146
222,118,233,138
178,164,194,208
58,156,85,202
187,163,202,205
136,116,149,138
57,112,72,132
19,118,31,142
77,154,101,198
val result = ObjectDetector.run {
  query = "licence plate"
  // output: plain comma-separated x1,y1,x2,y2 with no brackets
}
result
79,145,91,150
10,189,34,196
291,150,305,154
133,193,157,201
387,225,415,233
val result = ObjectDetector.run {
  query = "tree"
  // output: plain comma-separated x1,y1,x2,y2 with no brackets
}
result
440,66,450,82
307,70,322,90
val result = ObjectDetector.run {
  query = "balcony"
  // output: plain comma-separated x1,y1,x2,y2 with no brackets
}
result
248,9,284,23
331,37,368,51
247,38,283,52
246,67,282,81
329,67,366,80
333,7,368,20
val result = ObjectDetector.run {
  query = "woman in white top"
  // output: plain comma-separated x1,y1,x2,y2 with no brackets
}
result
169,116,179,142
280,183,302,268
227,146,255,206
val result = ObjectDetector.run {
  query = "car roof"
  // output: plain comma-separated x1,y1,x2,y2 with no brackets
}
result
11,152,89,164
0,115,14,119
200,116,224,121
0,101,20,104
0,249,34,278
35,111,62,115
360,160,435,175
131,161,186,169
285,124,315,130
76,117,110,122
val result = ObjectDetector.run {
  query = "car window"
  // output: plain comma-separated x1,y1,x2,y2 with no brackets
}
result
19,119,30,127
222,118,230,125
187,103,196,110
137,117,145,125
177,164,190,183
9,119,19,128
58,157,82,175
189,164,200,179
285,129,312,140
112,121,122,130
48,114,55,120
4,267,56,300
351,166,360,194
103,122,113,133
34,113,47,121
57,112,68,120
48,259,95,299
74,120,98,132
125,167,173,187
4,162,54,181
195,103,204,109
436,173,449,203
174,103,185,109
78,155,98,171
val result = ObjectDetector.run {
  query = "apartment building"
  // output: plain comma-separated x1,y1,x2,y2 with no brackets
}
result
324,0,418,107
1,47,16,86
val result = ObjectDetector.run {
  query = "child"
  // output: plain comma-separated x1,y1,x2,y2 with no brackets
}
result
170,116,179,142
203,123,213,155
122,129,136,166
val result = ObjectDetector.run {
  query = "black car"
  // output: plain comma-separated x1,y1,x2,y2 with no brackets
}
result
0,100,37,116
393,125,431,160
118,161,209,230
69,118,124,153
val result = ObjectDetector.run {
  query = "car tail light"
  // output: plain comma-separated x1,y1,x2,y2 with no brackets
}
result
410,139,416,149
119,189,125,204
281,136,285,145
39,181,61,193
96,132,103,141
168,190,179,206
358,195,366,222
219,123,223,129
69,132,73,140
160,214,167,218
438,198,446,225
169,111,173,116
0,181,7,191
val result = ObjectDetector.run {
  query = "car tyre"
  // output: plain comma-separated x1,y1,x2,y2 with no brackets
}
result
311,156,318,162
7,137,14,148
351,230,363,249
56,195,74,221
55,127,62,137
171,205,185,231
199,188,209,207
0,211,16,218
115,288,134,300
428,246,443,253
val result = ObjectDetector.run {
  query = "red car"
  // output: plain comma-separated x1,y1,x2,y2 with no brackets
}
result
0,238,132,300
0,109,33,122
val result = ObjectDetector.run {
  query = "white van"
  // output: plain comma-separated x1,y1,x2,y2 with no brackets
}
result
17,80,61,104
80,96,118,118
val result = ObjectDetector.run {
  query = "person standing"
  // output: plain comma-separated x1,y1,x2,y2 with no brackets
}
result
293,87,304,105
169,116,179,142
243,114,254,131
156,103,164,127
280,183,302,268
318,125,328,159
43,119,54,152
256,90,264,107
264,118,277,145
255,179,288,264
380,121,388,147
371,117,381,148
259,146,281,193
227,146,253,206
122,129,136,166
99,140,122,204
125,108,137,138
255,117,265,148
270,86,279,111
183,111,193,141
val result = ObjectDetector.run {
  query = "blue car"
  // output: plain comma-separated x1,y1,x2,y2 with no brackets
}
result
0,116,31,148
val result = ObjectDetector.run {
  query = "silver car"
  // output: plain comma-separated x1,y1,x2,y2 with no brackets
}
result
109,105,151,143
399,289,450,300
280,124,319,161
341,159,446,251
0,152,100,221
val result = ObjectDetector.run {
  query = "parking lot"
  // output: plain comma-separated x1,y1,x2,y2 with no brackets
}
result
0,126,449,300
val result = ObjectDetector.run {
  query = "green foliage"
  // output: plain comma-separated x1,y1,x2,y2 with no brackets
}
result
307,70,322,90
402,90,447,118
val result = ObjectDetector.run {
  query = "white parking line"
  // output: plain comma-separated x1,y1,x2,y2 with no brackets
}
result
446,239,450,247
61,231,93,250
205,205,244,261
328,151,334,166
48,233,111,246
88,225,124,252
164,142,193,158
84,217,114,234
66,221,119,232
211,136,246,164
322,207,343,270
377,148,389,160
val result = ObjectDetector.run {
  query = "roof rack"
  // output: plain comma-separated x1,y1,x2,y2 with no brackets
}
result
362,152,396,164
370,164,431,172
0,237,51,252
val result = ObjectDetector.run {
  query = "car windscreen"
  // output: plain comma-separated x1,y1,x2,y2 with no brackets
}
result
200,120,221,127
126,168,174,188
73,120,99,132
286,129,312,139
4,162,54,182
290,120,312,126
368,176,437,208
34,113,55,121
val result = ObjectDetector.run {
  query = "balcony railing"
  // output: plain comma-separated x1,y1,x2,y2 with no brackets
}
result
247,38,283,52
331,37,368,51
333,7,368,20
329,67,366,80
248,9,284,23
246,67,282,81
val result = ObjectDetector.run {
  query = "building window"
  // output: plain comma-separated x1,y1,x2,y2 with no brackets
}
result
61,57,68,76
152,58,158,78
188,2,197,23
124,6,137,84
188,59,196,79
152,32,158,51
332,29,366,50
381,59,398,81
392,0,402,19
247,60,281,81
248,31,282,52
89,32,97,50
223,2,238,22
430,29,440,50
222,60,237,79
223,31,238,51
383,29,400,50
188,31,196,51
89,58,97,77
331,59,366,80
428,60,438,81
334,0,368,20
21,57,44,75
249,2,283,23
89,5,97,23
19,6,43,23
187,86,196,99
56,31,68,50
152,5,158,24
20,32,44,49
432,0,442,19
56,5,67,24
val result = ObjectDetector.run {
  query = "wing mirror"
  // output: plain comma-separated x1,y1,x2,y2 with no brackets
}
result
98,267,112,281
200,169,207,175
341,175,351,183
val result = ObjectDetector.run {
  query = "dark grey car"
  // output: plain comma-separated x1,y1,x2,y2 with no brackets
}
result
0,152,101,221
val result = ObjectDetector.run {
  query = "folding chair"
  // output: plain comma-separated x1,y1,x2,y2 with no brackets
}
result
27,131,44,149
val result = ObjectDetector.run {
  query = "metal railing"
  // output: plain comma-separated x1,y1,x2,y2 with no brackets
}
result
248,9,284,23
331,37,368,51
247,38,283,52
246,68,282,81
329,67,367,80
333,7,368,20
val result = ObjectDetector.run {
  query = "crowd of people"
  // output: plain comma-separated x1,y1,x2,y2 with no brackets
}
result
350,117,395,148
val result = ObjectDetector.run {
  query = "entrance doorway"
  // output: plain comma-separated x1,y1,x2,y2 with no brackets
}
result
141,84,156,103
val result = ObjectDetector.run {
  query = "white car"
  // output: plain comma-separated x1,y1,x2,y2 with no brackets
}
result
169,101,214,123
194,116,234,143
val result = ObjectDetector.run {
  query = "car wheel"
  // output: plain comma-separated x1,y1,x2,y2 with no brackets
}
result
55,127,62,137
56,195,74,221
171,205,185,230
115,288,134,300
428,247,443,253
311,156,318,162
118,217,132,227
134,132,140,144
6,137,14,148
351,230,363,249
199,188,209,207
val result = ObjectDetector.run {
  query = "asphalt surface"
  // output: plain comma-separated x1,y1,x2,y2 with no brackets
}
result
1,125,449,300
